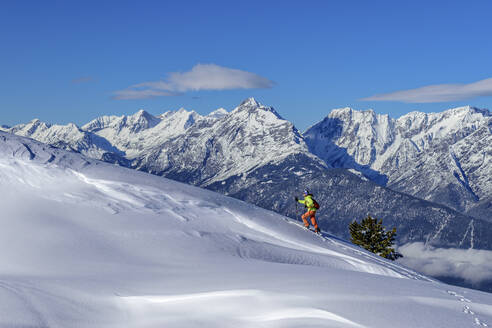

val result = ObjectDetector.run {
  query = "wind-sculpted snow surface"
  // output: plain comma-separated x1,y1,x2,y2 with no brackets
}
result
2,131,492,327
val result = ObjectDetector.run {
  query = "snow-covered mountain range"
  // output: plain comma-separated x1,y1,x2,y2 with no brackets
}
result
1,131,492,327
2,98,491,249
304,105,491,220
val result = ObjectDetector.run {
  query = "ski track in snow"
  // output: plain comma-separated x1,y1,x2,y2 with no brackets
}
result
284,219,434,282
229,211,371,263
0,280,49,327
325,234,434,282
447,290,489,326
227,209,426,280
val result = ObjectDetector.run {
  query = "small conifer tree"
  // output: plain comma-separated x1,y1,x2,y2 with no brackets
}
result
349,215,402,261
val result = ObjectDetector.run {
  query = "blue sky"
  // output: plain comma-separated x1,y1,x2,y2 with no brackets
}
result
2,0,492,131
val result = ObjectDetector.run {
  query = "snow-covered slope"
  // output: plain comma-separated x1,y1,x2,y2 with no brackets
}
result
304,106,492,219
1,131,492,327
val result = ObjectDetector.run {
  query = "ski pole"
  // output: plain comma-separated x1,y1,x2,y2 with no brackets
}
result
295,197,299,222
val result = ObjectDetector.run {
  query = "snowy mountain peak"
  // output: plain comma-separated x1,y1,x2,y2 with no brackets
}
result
441,105,481,115
158,108,201,121
239,97,260,107
176,107,191,113
207,107,228,119
158,108,186,119
329,107,378,118
133,108,152,117
93,109,160,133
11,118,53,135
66,122,79,129
28,118,48,126
233,98,283,121
335,107,354,112
333,107,354,112
127,109,160,131
396,105,490,136
85,109,161,135
398,105,489,121
433,105,482,122
81,115,120,132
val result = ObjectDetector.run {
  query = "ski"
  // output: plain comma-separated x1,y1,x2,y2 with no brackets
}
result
303,226,322,235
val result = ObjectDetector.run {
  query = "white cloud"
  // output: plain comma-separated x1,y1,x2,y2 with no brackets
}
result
397,242,492,284
361,77,492,103
113,64,274,100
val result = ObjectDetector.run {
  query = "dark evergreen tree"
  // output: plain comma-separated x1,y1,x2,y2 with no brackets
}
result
349,215,402,261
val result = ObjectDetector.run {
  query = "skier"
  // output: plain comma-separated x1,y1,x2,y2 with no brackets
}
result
295,189,321,233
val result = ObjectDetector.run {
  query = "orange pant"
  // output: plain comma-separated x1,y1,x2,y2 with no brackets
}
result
301,211,319,229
